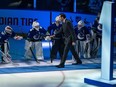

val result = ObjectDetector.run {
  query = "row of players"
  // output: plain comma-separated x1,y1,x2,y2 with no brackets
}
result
0,13,102,66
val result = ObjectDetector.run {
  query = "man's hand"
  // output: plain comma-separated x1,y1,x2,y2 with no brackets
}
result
50,35,55,38
45,36,51,41
14,36,23,40
72,42,76,46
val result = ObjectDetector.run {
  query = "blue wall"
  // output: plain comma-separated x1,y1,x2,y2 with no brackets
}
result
0,9,96,33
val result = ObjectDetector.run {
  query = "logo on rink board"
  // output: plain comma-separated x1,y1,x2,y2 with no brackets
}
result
0,17,38,26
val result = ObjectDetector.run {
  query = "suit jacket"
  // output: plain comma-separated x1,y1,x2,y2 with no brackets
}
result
55,19,76,43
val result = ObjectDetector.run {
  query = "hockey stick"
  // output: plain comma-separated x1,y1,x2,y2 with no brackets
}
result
29,47,40,63
0,49,19,66
48,41,53,63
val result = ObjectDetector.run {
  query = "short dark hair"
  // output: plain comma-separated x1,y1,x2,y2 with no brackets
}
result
59,13,66,19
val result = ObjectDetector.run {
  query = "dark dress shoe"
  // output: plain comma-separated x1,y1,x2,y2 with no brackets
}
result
56,64,65,68
72,61,82,65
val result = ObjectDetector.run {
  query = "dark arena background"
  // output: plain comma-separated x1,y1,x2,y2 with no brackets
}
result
0,0,116,87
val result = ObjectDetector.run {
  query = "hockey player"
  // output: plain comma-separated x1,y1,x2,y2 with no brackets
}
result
73,20,91,59
91,12,102,58
0,26,22,63
91,23,102,58
24,21,47,62
47,16,64,63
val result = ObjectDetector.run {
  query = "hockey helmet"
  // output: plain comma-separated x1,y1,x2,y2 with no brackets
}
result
55,16,60,22
78,20,85,27
5,26,13,34
32,21,40,30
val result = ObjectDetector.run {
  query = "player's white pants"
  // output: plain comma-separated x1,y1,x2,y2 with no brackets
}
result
24,40,44,60
84,42,91,58
91,37,101,58
72,40,85,62
1,41,11,63
72,40,91,62
79,41,86,58
72,40,79,62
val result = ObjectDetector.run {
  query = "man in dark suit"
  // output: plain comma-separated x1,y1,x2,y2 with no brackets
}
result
51,13,82,68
